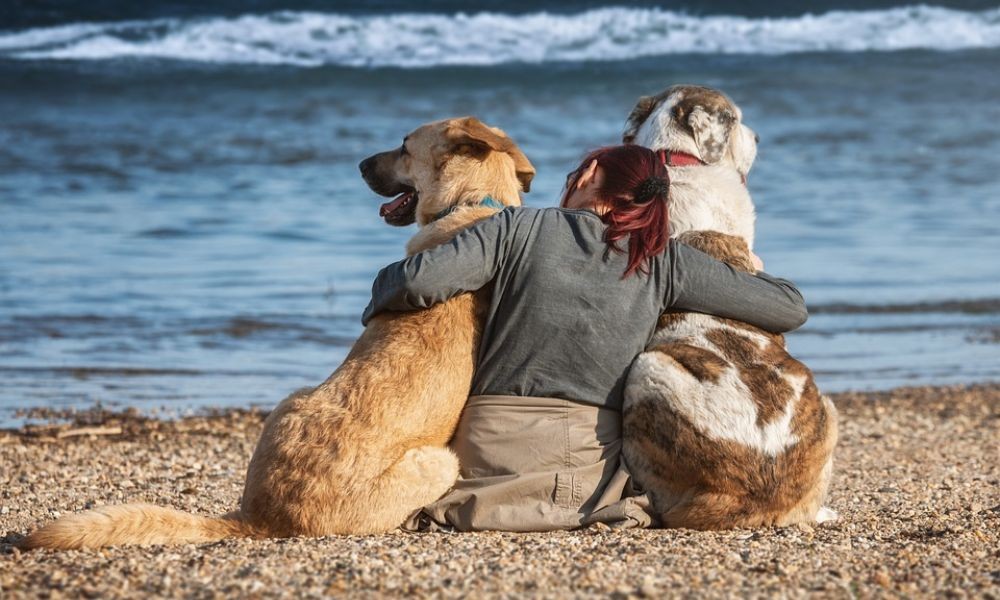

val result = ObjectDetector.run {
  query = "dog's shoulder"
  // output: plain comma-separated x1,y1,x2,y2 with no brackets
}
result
406,206,503,255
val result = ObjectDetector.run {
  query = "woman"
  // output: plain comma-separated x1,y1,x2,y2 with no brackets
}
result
362,145,807,532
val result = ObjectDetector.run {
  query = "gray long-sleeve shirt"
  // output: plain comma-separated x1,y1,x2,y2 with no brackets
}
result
363,207,807,409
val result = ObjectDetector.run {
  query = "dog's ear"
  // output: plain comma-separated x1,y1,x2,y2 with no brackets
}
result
447,117,535,193
622,95,657,144
684,105,735,164
447,117,509,154
506,145,535,193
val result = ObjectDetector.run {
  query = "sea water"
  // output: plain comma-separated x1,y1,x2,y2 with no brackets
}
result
1,1,998,423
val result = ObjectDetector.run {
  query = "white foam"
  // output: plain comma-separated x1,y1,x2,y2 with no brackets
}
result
2,6,999,67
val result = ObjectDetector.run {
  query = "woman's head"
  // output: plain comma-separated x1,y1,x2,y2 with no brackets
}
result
561,145,671,277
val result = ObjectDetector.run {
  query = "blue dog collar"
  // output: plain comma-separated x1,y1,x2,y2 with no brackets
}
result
433,196,506,222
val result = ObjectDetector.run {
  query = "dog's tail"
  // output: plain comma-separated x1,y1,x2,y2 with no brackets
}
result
19,504,262,550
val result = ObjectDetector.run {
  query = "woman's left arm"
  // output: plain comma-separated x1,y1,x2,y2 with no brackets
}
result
361,209,513,325
667,240,809,333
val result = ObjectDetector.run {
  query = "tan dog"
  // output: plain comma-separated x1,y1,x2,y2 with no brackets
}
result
21,117,534,549
623,231,838,529
623,84,758,248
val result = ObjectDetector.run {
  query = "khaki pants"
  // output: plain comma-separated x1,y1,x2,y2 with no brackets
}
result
404,395,653,532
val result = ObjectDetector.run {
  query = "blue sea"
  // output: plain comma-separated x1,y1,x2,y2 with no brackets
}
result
1,1,999,425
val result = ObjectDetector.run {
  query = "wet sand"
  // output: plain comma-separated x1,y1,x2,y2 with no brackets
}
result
2,384,998,598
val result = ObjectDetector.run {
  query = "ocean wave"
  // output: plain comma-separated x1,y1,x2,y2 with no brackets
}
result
0,5,999,67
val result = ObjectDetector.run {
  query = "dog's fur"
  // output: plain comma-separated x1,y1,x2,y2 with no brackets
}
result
623,84,758,248
21,117,534,549
623,231,838,529
621,85,837,528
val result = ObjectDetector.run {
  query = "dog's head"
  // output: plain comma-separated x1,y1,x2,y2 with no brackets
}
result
623,85,758,177
675,230,756,273
359,117,534,227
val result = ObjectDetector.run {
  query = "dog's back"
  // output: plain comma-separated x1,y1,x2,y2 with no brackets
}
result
623,231,837,529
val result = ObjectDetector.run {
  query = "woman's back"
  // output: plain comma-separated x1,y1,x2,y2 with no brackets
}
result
473,207,666,408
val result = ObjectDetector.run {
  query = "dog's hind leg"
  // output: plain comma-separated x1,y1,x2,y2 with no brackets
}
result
661,492,755,530
360,445,460,533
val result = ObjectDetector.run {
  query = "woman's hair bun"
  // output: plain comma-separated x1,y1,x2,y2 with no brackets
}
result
633,176,670,203
565,145,672,277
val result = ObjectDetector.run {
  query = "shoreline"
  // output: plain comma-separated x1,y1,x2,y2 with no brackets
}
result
4,378,999,433
2,383,998,597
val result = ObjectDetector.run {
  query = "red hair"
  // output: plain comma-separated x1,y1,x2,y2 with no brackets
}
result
564,145,670,277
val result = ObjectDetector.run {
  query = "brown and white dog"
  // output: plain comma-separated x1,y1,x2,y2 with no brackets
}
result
623,231,838,529
21,117,534,549
621,85,838,528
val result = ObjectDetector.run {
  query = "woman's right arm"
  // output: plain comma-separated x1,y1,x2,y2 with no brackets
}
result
666,240,808,333
361,209,514,326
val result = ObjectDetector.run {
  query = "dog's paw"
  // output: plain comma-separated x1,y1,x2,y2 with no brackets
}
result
400,446,460,489
816,506,839,524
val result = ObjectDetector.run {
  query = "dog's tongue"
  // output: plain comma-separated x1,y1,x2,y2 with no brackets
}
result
380,192,412,217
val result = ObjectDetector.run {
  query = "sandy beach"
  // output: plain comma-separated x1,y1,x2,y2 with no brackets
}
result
1,384,997,598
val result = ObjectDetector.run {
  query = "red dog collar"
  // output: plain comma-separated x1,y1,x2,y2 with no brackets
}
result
657,149,704,167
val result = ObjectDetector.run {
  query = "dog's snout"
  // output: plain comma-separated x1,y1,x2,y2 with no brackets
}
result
754,133,760,144
359,156,375,178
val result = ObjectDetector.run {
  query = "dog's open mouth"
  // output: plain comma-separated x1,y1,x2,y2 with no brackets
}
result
379,190,418,226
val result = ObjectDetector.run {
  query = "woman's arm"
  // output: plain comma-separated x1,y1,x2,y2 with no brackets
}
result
666,240,808,333
361,209,513,325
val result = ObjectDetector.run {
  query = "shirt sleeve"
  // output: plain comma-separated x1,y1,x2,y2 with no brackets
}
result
361,209,514,325
665,239,808,333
